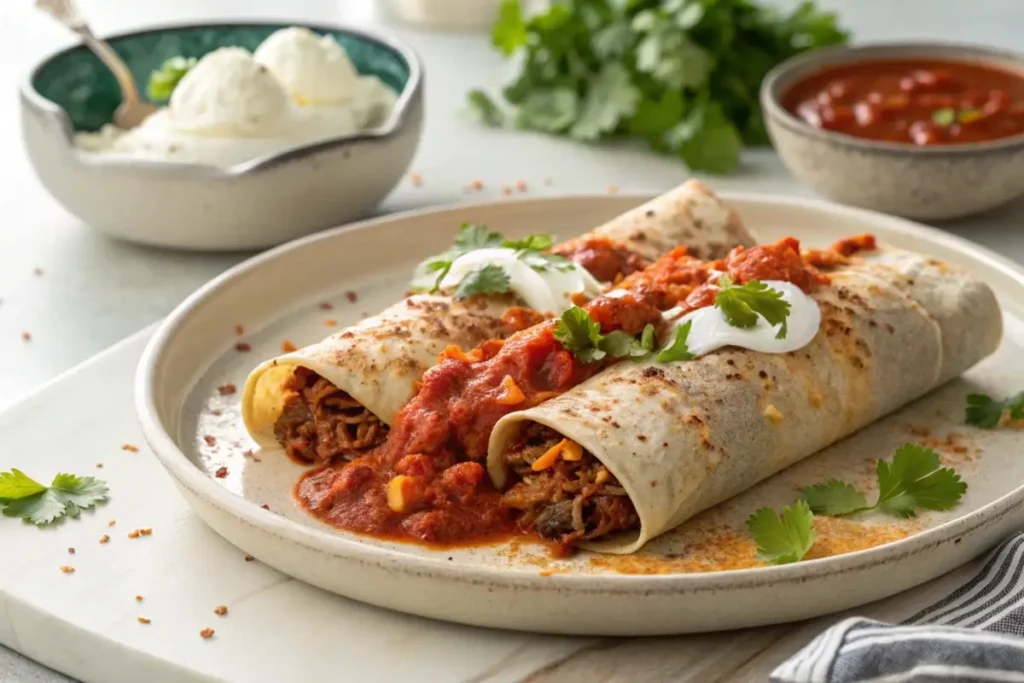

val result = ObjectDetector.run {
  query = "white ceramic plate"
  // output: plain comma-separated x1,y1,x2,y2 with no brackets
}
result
135,193,1024,636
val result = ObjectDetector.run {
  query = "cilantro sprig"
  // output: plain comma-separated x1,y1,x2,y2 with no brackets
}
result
746,500,816,565
468,0,849,174
410,224,567,295
748,443,966,566
656,320,694,362
147,56,197,102
553,307,654,363
801,444,966,518
965,391,1024,429
0,469,108,526
715,276,791,339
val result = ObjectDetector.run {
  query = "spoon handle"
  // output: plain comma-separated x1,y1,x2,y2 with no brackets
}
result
35,0,144,103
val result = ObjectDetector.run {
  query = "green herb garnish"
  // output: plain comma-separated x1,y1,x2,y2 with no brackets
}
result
452,264,512,299
932,107,983,128
656,320,695,362
553,307,654,363
801,444,966,518
147,56,197,102
0,469,108,526
715,276,791,339
965,391,1024,429
468,0,849,174
746,500,816,565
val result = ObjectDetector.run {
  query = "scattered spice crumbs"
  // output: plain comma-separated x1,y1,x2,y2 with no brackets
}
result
472,180,484,190
409,172,422,187
243,449,261,462
215,466,229,478
200,628,215,639
135,595,144,602
214,605,228,616
234,324,245,336
281,340,298,352
99,535,110,544
96,463,103,469
140,528,152,536
211,409,222,417
324,319,337,327
261,504,270,510
235,342,252,352
516,180,528,192
217,383,237,396
244,554,255,562
203,435,217,446
21,331,31,342
128,529,140,539
318,301,333,310
137,617,151,625
502,185,513,196
122,444,139,452
108,519,116,527
68,547,75,555
60,566,75,574
346,291,358,303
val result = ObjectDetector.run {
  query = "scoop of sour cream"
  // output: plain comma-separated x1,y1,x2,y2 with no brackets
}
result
663,280,821,358
439,248,603,314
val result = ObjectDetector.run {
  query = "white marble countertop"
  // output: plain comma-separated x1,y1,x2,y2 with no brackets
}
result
1,0,1023,679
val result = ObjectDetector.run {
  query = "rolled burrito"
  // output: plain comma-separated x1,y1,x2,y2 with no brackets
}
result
242,180,754,462
487,249,1002,554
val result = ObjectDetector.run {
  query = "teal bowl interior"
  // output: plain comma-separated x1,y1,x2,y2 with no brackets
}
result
31,22,412,133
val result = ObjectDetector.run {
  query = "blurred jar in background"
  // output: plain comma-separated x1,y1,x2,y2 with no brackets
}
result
382,0,519,30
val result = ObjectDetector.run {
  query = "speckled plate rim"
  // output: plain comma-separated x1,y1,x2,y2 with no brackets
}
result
761,41,1024,157
135,192,1024,596
19,18,424,177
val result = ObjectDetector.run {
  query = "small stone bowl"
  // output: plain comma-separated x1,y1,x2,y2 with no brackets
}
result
20,21,423,250
761,43,1024,221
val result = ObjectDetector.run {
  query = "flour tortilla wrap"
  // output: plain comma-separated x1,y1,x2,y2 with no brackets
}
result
487,249,1002,554
242,180,754,449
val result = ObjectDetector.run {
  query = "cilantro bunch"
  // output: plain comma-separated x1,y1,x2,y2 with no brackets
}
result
468,0,849,174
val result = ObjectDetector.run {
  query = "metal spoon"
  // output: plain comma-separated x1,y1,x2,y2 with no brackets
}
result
36,0,157,129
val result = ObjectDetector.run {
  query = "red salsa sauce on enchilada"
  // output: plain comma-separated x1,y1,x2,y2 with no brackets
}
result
783,59,1024,146
295,235,877,552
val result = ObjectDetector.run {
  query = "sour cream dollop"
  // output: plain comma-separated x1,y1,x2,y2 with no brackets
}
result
439,248,603,314
664,280,821,358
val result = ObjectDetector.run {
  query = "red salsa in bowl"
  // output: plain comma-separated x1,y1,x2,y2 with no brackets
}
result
782,59,1024,146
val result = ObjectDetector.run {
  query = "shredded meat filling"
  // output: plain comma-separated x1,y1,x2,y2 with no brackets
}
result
500,423,639,548
273,368,387,463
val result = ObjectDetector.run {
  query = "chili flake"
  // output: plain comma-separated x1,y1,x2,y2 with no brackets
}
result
234,324,245,336
108,519,116,527
140,528,153,536
324,319,337,327
235,342,252,352
67,547,75,554
203,435,217,447
214,605,228,616
60,565,75,574
502,185,513,196
128,529,140,539
21,331,31,342
138,617,151,625
281,340,298,352
472,179,484,190
516,180,528,192
243,449,261,462
96,463,103,469
409,172,422,187
318,301,333,310
200,628,215,639
215,466,229,478
261,504,270,511
217,384,237,396
135,595,144,602
244,554,255,562
122,444,139,452
99,535,110,544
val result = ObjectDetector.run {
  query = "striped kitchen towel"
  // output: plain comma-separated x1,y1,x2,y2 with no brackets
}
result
773,534,1024,683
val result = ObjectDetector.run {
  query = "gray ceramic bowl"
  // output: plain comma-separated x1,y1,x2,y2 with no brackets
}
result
762,43,1024,221
20,21,424,251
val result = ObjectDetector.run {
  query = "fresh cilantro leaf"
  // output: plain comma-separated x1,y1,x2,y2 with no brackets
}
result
471,0,848,174
0,470,108,526
601,324,656,360
875,444,967,518
518,251,576,273
638,323,655,356
455,223,504,250
453,265,511,300
554,306,606,363
747,500,816,565
147,56,197,102
801,480,868,516
715,276,791,339
656,320,695,362
570,63,640,141
468,89,506,127
492,0,527,55
0,469,46,502
517,89,579,133
502,234,554,251
965,391,1024,428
